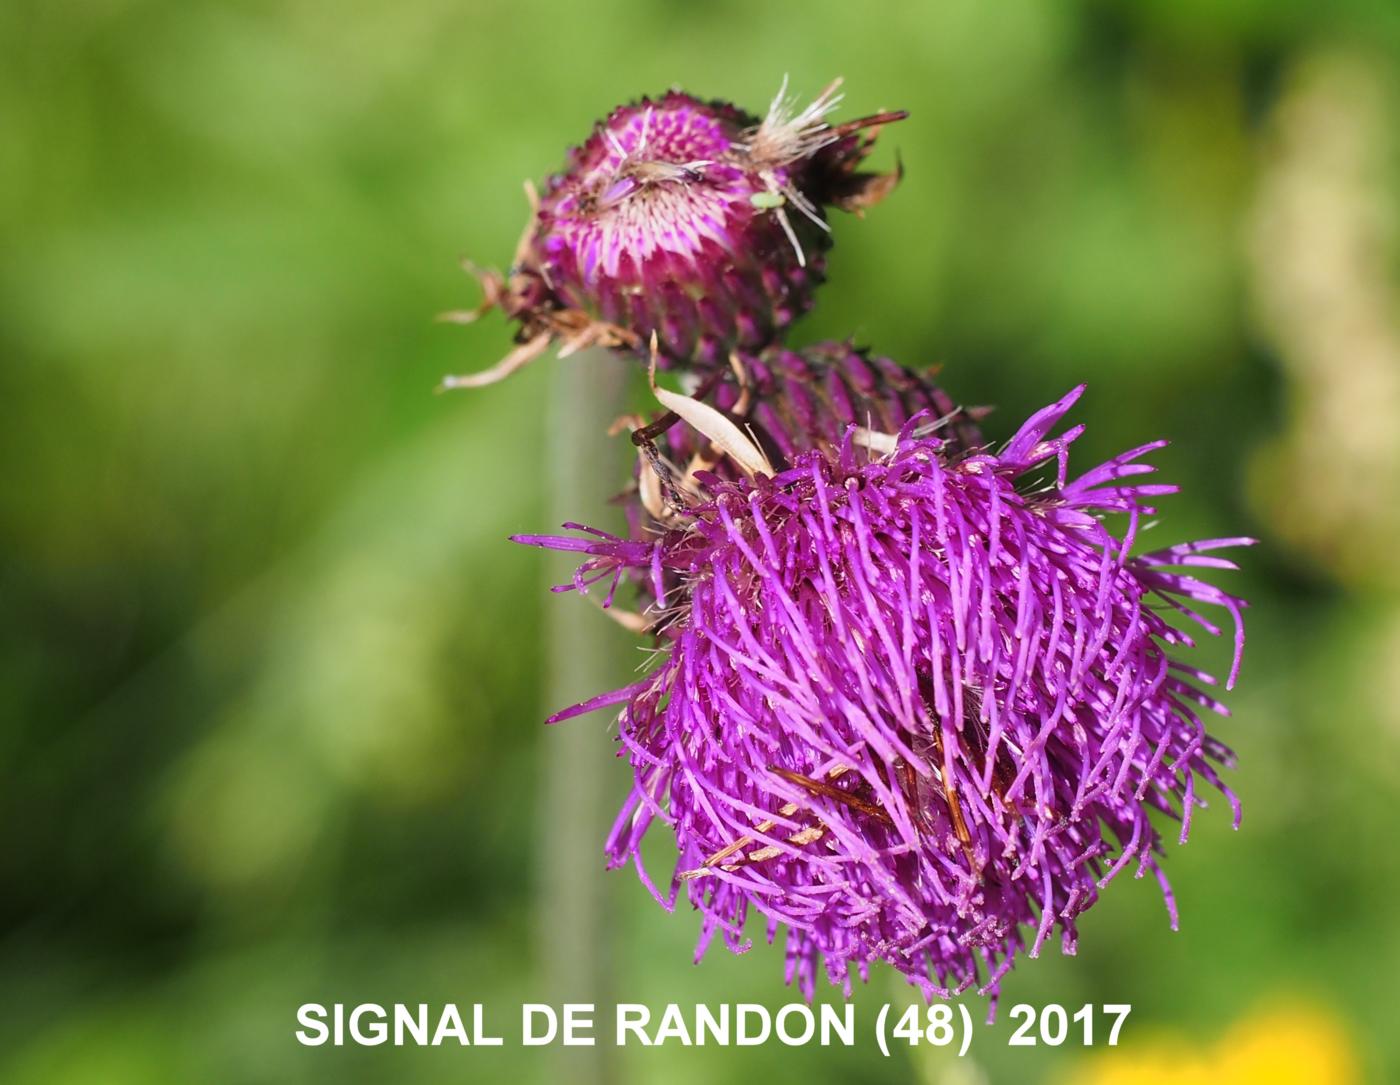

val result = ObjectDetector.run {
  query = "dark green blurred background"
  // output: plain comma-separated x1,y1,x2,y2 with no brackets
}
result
4,1,1399,1082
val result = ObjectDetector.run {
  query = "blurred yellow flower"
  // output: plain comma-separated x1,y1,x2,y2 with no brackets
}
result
1071,1004,1359,1085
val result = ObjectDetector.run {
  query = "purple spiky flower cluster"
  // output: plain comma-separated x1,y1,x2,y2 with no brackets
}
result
452,77,1253,1004
516,387,1250,999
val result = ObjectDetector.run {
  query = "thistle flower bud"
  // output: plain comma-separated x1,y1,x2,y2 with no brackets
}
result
444,82,905,388
515,387,1252,1001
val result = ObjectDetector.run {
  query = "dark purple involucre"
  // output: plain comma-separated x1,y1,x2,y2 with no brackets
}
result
646,341,985,482
515,386,1252,1002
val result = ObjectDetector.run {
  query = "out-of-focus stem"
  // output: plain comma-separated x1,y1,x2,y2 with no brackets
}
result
1249,50,1400,588
539,347,625,1084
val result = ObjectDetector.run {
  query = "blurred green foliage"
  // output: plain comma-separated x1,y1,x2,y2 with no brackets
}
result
4,1,1400,1082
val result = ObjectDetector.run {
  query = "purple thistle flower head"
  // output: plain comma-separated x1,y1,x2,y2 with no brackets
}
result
515,386,1253,1002
444,81,905,388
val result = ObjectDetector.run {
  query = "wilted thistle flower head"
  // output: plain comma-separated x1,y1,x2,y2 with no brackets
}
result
516,386,1252,1001
445,80,904,388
